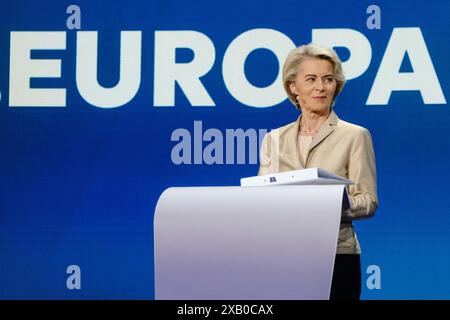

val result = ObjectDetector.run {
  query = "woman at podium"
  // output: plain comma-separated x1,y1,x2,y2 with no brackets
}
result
258,43,378,300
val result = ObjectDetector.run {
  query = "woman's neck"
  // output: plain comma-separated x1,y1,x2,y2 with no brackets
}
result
300,109,331,136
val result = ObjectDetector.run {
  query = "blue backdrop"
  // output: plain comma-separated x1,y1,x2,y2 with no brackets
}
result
1,0,449,299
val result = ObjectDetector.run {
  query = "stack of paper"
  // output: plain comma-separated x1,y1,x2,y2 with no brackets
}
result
240,167,354,187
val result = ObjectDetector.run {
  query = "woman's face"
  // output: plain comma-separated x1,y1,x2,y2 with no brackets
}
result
289,58,337,115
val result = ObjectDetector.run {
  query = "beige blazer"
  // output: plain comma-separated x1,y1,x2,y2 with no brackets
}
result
258,110,378,254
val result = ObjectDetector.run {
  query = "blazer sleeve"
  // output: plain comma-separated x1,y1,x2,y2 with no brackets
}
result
342,128,379,221
258,132,273,176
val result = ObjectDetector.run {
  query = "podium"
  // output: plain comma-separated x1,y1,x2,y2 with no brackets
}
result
154,184,346,300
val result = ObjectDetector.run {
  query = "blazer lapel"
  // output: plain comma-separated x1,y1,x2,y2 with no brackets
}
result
308,110,338,152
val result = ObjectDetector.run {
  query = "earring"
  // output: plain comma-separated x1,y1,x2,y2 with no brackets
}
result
294,94,300,109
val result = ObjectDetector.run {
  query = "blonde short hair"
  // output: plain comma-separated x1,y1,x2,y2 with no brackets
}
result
282,43,346,109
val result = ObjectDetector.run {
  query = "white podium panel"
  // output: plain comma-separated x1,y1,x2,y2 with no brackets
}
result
154,185,345,300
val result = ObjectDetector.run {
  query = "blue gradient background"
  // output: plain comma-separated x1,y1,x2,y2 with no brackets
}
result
0,0,449,299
